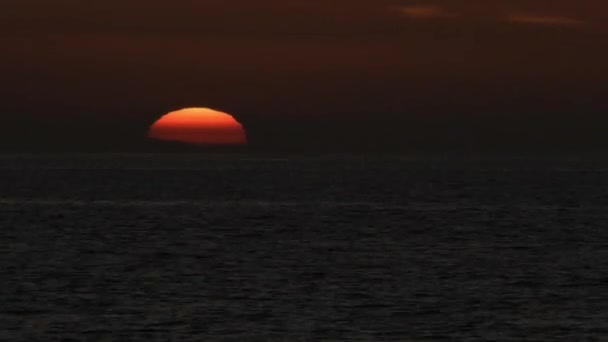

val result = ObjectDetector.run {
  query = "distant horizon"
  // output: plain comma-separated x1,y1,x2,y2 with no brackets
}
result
2,109,608,155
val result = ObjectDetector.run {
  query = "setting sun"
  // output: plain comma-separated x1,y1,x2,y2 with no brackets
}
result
148,107,247,146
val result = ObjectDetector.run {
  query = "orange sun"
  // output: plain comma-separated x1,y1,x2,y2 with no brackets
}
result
148,107,247,145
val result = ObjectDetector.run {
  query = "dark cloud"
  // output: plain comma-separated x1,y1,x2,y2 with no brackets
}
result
2,0,605,36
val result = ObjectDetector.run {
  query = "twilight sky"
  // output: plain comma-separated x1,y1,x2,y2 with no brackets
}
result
2,0,607,153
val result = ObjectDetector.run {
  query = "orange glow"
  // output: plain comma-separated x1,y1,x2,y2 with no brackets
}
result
148,107,247,145
395,5,453,19
505,14,584,26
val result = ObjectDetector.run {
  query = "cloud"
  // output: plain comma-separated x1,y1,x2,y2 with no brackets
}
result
505,14,585,26
394,5,456,19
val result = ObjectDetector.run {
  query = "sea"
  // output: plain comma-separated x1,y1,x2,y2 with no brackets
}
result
1,154,607,341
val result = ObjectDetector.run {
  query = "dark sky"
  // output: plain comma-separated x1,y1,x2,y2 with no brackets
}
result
2,0,608,154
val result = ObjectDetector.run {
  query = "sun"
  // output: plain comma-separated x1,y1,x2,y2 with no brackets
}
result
148,107,247,145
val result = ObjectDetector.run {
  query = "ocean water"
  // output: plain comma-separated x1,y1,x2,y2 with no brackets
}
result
1,154,607,341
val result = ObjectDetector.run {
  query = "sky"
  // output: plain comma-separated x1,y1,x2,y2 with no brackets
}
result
1,0,608,154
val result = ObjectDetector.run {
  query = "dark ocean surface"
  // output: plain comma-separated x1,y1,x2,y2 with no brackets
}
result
1,154,607,341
